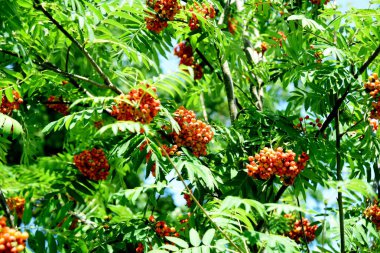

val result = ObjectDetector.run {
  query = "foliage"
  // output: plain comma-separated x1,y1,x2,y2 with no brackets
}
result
0,0,380,252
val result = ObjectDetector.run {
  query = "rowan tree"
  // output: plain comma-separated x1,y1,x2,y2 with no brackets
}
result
0,0,380,252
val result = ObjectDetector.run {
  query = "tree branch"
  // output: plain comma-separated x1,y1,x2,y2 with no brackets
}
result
216,0,238,122
335,104,345,253
0,188,14,227
33,0,122,95
316,43,380,137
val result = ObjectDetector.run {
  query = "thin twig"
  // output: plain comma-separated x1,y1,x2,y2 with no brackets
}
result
0,188,14,227
33,0,122,94
296,196,310,253
339,118,363,138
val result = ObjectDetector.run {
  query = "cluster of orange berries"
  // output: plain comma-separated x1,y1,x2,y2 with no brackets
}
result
364,202,380,229
111,85,160,124
188,2,216,30
310,0,330,4
171,106,213,157
148,216,180,238
0,217,29,252
135,242,144,253
260,42,268,54
284,214,318,243
228,17,237,35
246,147,309,185
161,144,178,156
6,197,25,220
183,192,192,207
174,41,203,80
314,51,323,63
155,221,180,238
46,96,69,115
369,118,378,132
0,91,23,115
259,31,287,54
145,0,181,33
363,74,380,120
273,31,287,47
73,148,110,181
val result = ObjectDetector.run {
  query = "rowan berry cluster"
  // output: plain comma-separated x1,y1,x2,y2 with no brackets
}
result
285,215,318,243
171,106,213,157
369,119,378,132
155,221,179,237
364,202,380,229
228,17,237,35
136,242,144,253
111,85,160,124
94,120,104,129
0,216,29,253
145,0,181,33
273,31,287,47
161,144,178,156
188,2,216,30
174,41,203,80
363,74,380,120
246,147,309,185
260,42,268,54
310,0,330,5
46,96,69,115
183,192,192,207
364,73,380,98
73,148,110,181
0,90,23,115
314,51,323,63
6,197,25,219
294,115,322,131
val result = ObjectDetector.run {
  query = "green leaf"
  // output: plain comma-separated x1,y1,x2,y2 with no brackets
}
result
0,113,23,138
165,236,189,249
189,228,201,247
202,229,215,246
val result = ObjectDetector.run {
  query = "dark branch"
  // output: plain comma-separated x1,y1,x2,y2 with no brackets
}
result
0,189,14,227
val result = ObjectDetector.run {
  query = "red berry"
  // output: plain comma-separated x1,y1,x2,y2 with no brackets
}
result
73,148,110,181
